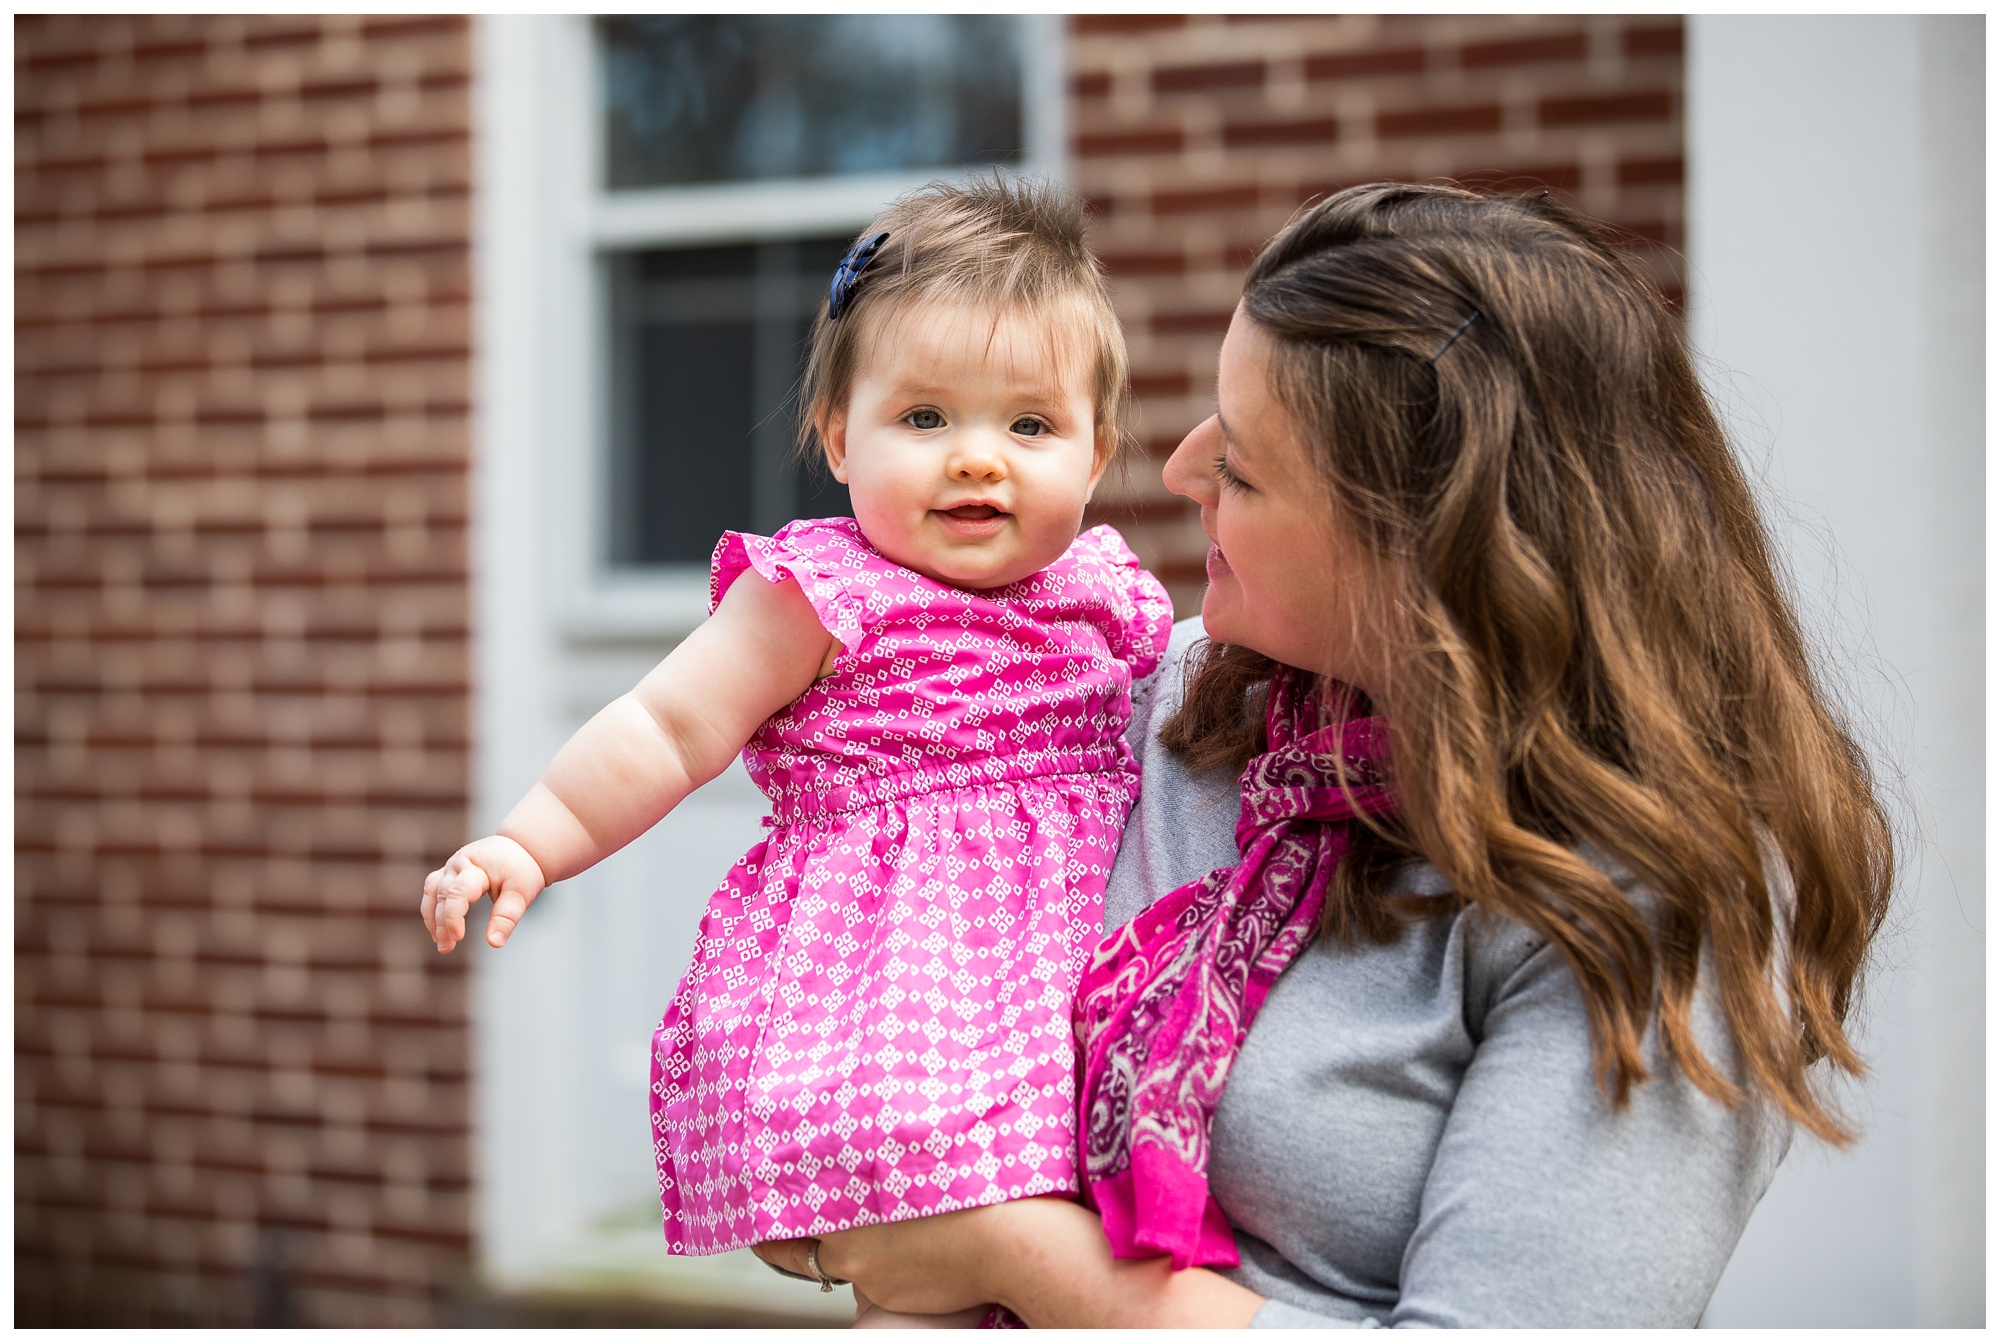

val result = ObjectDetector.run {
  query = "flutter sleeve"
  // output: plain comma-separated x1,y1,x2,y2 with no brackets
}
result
1076,524,1175,683
708,517,872,650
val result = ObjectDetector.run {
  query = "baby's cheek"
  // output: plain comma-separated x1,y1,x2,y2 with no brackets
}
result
844,481,919,556
1025,474,1093,541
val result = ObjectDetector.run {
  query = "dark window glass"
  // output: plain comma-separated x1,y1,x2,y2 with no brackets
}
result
607,238,854,567
599,16,1023,190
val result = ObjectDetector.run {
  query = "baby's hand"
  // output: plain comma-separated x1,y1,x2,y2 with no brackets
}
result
420,836,547,954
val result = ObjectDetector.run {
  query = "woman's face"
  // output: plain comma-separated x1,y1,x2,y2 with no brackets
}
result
1164,309,1394,698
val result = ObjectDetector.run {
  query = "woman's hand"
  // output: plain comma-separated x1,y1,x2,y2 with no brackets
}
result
755,1198,1265,1328
836,1206,995,1315
767,1204,1008,1317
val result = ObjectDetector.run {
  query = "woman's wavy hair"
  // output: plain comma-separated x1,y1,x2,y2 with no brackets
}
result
1163,182,1893,1143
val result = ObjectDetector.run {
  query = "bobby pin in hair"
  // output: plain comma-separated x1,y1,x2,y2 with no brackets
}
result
1429,310,1482,364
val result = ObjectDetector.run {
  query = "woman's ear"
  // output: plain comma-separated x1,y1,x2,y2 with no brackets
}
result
821,408,850,484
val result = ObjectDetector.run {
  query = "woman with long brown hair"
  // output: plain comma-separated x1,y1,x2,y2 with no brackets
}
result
757,182,1893,1326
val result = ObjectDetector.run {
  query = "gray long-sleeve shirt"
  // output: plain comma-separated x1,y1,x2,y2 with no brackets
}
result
1105,619,1791,1328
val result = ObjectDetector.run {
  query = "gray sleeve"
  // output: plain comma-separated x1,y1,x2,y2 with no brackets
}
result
1248,932,1788,1329
1125,655,1166,759
1383,935,1790,1328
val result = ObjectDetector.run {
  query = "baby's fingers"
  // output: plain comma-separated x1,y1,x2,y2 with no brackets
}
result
487,886,530,948
420,867,447,938
431,859,487,952
431,890,469,953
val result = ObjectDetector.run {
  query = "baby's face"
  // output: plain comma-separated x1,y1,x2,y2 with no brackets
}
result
825,301,1106,590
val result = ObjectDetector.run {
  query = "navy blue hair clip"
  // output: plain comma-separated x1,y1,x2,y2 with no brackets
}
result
828,232,890,320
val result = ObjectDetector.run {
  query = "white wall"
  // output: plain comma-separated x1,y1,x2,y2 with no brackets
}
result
1686,16,1984,1327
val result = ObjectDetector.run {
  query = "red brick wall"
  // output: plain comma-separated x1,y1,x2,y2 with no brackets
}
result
15,16,474,1326
1072,14,1685,610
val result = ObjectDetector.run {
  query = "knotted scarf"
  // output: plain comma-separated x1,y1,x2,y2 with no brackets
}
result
1073,667,1398,1270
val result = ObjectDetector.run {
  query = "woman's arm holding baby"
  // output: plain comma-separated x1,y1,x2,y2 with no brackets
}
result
760,1199,1263,1328
421,572,833,952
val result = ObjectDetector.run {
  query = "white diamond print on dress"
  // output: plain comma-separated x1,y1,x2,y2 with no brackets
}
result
650,518,1171,1252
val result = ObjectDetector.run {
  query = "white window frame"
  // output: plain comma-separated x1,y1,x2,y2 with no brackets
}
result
472,13,1066,1306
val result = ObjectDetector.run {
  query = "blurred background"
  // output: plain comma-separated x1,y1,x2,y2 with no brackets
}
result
14,13,1981,1327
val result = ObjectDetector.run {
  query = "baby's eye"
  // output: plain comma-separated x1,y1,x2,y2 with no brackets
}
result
1010,416,1048,437
906,408,945,431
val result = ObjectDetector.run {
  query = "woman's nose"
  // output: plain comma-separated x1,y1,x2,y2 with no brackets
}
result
1163,415,1221,504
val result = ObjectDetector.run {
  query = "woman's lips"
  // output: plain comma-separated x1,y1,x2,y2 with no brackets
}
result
934,503,1010,538
1206,542,1232,579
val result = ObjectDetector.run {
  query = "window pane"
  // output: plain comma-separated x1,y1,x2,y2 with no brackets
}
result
607,239,854,568
628,322,755,566
600,16,1023,190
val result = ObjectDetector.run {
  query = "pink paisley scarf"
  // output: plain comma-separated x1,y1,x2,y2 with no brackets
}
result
1074,667,1398,1270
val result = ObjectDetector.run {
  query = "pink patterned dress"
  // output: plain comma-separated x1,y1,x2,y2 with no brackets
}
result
651,516,1173,1255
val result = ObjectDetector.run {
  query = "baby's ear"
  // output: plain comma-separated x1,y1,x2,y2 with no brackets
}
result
820,408,850,483
1086,424,1116,494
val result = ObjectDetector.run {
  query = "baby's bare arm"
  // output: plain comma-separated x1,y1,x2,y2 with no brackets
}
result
422,573,832,951
513,572,831,880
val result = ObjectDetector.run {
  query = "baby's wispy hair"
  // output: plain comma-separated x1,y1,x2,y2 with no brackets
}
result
797,173,1131,467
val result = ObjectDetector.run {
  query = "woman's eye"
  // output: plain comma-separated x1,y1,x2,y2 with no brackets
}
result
907,409,944,430
1010,416,1047,437
1213,452,1250,494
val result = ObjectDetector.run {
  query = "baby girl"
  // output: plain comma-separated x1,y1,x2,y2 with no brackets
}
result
421,176,1170,1325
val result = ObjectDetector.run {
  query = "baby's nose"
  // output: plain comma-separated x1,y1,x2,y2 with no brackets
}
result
949,443,1009,480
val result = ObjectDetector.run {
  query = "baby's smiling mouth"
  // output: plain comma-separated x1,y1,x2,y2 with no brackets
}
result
933,502,1011,538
